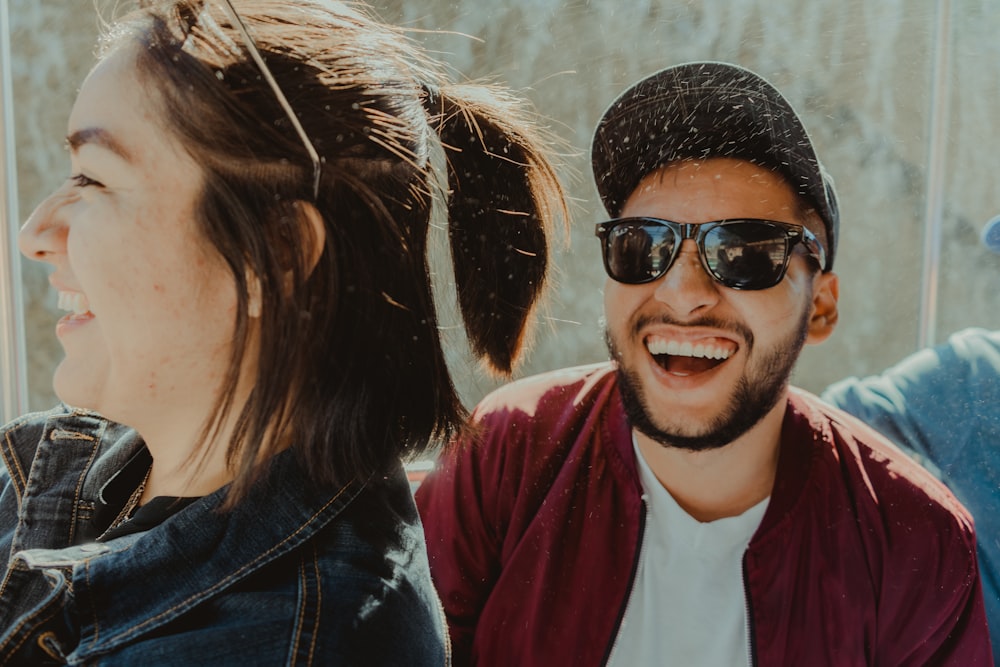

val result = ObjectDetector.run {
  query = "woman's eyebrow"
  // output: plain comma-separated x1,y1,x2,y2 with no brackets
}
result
65,127,133,162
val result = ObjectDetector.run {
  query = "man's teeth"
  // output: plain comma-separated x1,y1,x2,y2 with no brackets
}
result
57,291,91,315
646,338,731,360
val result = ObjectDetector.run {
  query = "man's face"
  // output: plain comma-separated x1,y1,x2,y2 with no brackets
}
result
603,158,837,451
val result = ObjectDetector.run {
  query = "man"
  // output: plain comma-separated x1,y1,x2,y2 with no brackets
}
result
416,62,992,666
824,325,1000,661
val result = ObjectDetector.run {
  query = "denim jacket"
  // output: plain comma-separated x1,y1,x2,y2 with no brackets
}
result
0,406,448,666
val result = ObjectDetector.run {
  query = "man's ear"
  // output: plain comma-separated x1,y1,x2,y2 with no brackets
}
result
806,271,839,344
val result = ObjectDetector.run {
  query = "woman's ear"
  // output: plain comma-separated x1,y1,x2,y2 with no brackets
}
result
296,200,326,276
249,201,326,318
247,270,263,319
806,271,839,344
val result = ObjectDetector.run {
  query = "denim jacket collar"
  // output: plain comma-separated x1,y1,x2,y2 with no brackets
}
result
6,408,367,660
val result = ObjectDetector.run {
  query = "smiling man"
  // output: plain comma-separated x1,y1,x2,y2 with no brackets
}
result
415,62,992,666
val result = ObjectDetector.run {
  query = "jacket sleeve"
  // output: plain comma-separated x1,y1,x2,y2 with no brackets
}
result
875,511,993,665
823,332,1000,662
415,415,511,667
416,405,523,666
844,426,996,667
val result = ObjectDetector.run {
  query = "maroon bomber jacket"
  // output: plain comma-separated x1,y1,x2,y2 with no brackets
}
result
415,362,992,666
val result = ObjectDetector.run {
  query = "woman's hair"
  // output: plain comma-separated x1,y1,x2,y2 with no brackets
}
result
102,0,568,502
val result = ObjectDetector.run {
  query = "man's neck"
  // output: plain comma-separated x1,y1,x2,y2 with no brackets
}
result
633,397,787,523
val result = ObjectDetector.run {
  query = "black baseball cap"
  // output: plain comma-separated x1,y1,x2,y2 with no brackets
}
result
591,61,839,270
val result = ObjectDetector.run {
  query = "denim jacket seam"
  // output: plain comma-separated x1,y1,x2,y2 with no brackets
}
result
15,415,107,552
84,478,361,653
63,424,105,547
0,572,67,660
289,542,322,667
1,418,37,496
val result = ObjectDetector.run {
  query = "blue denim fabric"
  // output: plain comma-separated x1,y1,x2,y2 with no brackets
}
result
0,406,448,666
823,327,1000,663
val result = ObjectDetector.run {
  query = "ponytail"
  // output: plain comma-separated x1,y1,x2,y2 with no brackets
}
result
118,0,571,496
425,83,568,375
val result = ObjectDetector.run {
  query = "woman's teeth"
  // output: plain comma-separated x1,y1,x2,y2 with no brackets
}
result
646,337,732,360
57,291,91,315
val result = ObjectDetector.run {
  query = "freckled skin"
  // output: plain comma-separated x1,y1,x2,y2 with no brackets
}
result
19,46,241,440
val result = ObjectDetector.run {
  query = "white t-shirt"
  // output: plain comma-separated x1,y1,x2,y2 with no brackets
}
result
606,436,769,666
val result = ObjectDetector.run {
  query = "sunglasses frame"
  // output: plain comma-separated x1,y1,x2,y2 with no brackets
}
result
184,0,323,201
594,217,826,290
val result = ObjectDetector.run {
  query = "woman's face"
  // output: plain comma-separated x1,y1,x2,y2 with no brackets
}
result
19,45,242,431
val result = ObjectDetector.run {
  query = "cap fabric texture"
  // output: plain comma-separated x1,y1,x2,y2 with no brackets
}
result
591,61,839,270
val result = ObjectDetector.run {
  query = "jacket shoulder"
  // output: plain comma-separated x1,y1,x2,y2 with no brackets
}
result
793,389,990,664
750,392,991,667
455,362,627,475
475,362,616,409
248,474,448,665
471,362,619,434
233,476,448,665
793,389,975,542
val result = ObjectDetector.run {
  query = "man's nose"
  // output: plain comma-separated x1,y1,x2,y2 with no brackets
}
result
652,239,721,318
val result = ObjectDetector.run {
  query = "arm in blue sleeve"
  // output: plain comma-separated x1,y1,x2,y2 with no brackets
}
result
822,327,1000,473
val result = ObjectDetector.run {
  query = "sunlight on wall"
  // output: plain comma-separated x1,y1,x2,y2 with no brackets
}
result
7,0,1000,410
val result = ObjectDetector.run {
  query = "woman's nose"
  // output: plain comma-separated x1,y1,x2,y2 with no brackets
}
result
19,185,72,263
653,240,721,317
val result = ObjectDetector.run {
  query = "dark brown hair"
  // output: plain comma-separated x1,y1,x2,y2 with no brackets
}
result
102,0,568,502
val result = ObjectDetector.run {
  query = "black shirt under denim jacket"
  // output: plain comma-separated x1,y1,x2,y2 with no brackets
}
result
0,405,448,666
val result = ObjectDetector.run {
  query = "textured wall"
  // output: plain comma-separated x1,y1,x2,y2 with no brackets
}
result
6,0,1000,411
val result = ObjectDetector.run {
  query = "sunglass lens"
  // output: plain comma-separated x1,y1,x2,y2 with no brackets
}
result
606,221,677,284
704,223,788,289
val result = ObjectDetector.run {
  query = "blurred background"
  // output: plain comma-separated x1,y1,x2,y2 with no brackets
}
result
2,0,1000,420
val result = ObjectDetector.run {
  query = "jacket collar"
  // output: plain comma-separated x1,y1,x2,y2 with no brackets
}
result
760,389,825,534
14,412,366,658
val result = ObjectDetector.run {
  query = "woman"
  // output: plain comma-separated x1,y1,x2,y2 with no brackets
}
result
0,0,566,664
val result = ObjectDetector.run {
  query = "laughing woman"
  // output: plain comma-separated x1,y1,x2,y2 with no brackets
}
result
0,1,566,664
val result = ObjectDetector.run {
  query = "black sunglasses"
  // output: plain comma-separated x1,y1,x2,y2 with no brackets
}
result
172,0,322,200
594,217,826,290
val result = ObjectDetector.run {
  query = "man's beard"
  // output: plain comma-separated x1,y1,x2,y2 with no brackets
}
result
606,307,811,452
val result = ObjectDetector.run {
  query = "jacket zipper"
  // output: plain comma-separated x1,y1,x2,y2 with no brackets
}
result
600,495,648,666
742,553,759,667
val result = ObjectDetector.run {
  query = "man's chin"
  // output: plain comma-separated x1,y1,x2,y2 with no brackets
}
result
633,416,740,453
617,363,784,452
608,305,808,453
